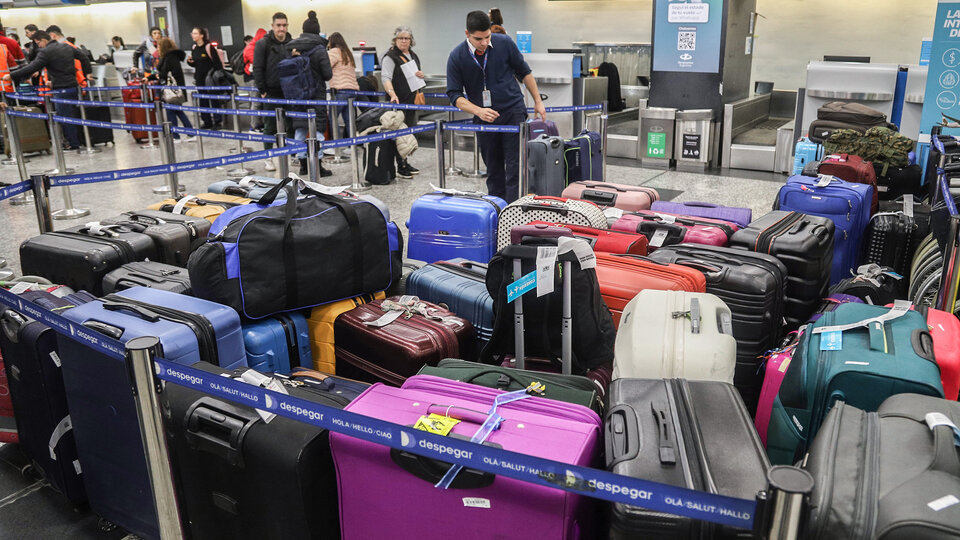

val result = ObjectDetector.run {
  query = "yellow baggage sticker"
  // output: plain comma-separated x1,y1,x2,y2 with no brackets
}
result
413,413,460,436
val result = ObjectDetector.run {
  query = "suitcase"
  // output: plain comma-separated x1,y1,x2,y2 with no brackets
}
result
611,210,738,251
57,287,248,539
403,258,494,345
527,134,567,196
0,349,15,444
563,130,603,183
612,289,736,383
162,362,361,540
595,252,707,327
148,193,252,224
333,297,475,386
2,105,51,156
887,304,960,401
496,195,607,250
648,243,788,412
97,215,196,267
116,209,212,242
605,378,769,539
307,293,384,375
765,302,944,465
363,138,397,185
754,331,801,448
817,153,879,214
729,210,835,329
122,82,156,142
776,174,872,284
385,259,425,297
829,267,899,306
240,312,312,375
526,118,559,139
804,394,960,539
650,200,753,229
792,137,823,175
528,221,648,255
0,291,92,505
83,104,114,146
874,163,924,201
862,208,921,288
406,192,507,264
330,374,602,540
19,224,159,296
560,181,659,213
102,261,192,295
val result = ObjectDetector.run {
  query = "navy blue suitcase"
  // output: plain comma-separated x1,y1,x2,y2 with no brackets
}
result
58,287,247,539
241,312,312,374
564,130,603,183
405,192,506,264
777,175,873,284
403,258,494,345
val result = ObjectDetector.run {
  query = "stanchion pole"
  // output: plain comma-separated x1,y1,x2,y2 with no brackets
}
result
125,336,186,540
160,120,183,196
325,89,347,164
226,88,253,178
77,85,101,155
151,100,178,195
464,130,486,179
445,110,463,176
30,174,54,233
275,107,289,179
759,466,814,540
45,95,88,220
600,100,609,181
140,81,159,149
2,102,31,167
4,106,35,206
518,122,529,200
435,120,447,189
190,90,206,161
307,113,319,183
347,97,370,191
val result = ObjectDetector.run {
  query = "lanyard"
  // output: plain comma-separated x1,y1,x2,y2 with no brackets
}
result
471,50,488,90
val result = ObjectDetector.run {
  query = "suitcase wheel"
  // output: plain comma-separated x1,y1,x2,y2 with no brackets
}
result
97,518,118,532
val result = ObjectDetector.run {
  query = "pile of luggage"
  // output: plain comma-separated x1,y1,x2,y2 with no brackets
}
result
1,151,958,538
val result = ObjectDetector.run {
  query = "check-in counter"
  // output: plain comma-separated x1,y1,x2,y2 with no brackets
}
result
722,90,797,172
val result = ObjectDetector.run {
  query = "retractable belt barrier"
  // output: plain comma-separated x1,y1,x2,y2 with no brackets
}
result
0,180,33,201
169,126,276,143
530,104,604,113
0,285,758,531
235,95,350,107
51,97,155,109
163,103,278,117
53,114,164,133
354,100,460,113
6,109,49,120
189,93,233,101
444,123,521,134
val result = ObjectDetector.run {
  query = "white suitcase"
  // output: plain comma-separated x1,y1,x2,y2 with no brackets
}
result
613,289,737,383
496,195,607,250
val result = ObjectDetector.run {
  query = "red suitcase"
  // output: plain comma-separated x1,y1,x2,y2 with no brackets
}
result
560,180,659,212
818,153,879,214
123,80,157,143
334,297,476,386
528,221,648,255
595,253,706,327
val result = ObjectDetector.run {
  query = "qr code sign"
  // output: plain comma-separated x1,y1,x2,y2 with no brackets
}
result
678,32,696,51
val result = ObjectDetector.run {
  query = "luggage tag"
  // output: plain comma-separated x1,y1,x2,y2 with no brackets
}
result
603,207,624,220
924,412,960,447
819,331,842,351
815,175,835,188
414,413,460,436
903,194,915,218
238,369,289,423
557,237,596,269
649,228,669,248
536,246,557,297
506,270,537,303
8,281,35,294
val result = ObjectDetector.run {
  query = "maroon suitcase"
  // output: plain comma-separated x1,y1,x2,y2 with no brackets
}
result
818,153,879,214
334,297,476,386
510,223,573,244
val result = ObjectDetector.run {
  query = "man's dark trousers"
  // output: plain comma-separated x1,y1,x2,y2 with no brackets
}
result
53,87,82,148
477,103,527,203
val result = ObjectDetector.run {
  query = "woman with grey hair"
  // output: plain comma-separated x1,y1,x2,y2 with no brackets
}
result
381,25,423,178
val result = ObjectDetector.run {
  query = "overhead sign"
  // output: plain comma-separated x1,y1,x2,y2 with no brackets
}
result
653,0,723,74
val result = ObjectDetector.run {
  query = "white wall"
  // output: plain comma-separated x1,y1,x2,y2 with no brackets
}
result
1,2,150,59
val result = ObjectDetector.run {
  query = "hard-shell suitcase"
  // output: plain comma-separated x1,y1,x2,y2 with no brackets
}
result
923,306,960,401
818,153,879,213
116,209,212,242
776,174,872,284
595,252,707,327
648,243,788,411
84,104,114,146
560,181,659,212
804,395,960,540
792,137,823,175
650,200,752,229
528,221,648,255
148,193,252,224
496,195,607,250
162,363,361,540
729,210,835,329
862,209,920,288
563,130,603,183
330,374,602,540
754,331,800,447
2,105,51,156
510,223,573,244
612,289,737,383
612,210,738,251
97,215,195,267
403,258,494,344
122,82,156,142
241,312,312,375
406,192,506,264
307,293,384,375
334,297,475,385
605,378,769,539
766,302,943,465
527,134,567,196
19,224,159,296
102,261,192,295
526,118,559,139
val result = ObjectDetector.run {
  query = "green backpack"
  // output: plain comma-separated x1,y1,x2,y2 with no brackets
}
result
823,127,915,175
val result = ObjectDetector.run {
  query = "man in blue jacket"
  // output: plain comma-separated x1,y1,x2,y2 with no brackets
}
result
446,10,545,203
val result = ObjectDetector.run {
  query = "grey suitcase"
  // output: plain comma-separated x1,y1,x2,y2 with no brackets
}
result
102,261,192,295
527,134,567,196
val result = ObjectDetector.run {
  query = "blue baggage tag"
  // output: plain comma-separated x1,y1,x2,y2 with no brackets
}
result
820,331,843,351
506,270,537,303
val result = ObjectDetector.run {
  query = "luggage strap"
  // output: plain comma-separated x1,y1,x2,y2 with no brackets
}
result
812,299,912,351
48,415,73,461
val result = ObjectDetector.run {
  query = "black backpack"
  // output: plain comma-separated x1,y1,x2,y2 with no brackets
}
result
229,49,245,75
363,139,397,185
597,62,625,112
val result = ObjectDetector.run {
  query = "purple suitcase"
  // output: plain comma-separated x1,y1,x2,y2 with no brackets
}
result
527,119,559,140
650,200,753,229
330,374,602,539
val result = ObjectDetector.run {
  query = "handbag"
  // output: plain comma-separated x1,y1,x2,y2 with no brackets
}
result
413,92,425,105
161,74,186,105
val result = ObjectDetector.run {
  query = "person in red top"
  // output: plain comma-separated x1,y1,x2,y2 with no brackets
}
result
0,19,25,62
242,28,267,131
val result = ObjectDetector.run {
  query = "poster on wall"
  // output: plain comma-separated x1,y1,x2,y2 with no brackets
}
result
920,1,960,138
652,0,723,74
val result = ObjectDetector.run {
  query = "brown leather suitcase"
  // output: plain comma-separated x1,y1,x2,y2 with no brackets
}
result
333,297,476,386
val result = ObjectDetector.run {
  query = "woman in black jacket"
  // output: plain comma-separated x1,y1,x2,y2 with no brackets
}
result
381,25,423,178
186,27,222,129
156,37,194,140
285,11,333,176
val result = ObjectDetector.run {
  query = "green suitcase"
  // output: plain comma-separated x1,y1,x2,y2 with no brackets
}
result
766,301,943,465
2,106,51,156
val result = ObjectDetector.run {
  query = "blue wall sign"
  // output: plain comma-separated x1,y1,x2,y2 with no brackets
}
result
652,0,723,74
920,1,960,138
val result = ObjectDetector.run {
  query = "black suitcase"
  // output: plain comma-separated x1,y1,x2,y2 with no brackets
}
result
861,211,917,293
363,139,397,185
804,394,960,539
605,378,769,539
729,211,835,329
120,209,212,240
19,224,159,296
162,361,363,540
648,243,788,412
101,212,206,267
84,104,114,146
102,261,192,295
0,291,94,506
828,272,899,305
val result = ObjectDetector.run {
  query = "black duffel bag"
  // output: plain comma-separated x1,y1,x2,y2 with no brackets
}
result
188,178,401,319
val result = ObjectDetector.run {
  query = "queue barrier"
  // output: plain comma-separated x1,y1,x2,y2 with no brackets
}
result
51,97,155,109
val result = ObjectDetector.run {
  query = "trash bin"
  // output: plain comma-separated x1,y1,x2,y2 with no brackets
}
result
640,107,676,169
674,109,716,172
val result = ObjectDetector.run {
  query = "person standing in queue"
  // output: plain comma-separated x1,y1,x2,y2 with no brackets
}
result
381,26,423,179
186,27,223,130
446,10,545,203
253,12,292,172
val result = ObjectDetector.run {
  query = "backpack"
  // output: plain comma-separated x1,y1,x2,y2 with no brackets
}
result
278,44,321,100
597,62,625,112
229,49,245,75
824,127,914,175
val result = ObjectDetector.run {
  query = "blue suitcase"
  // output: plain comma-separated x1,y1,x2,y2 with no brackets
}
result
57,287,247,540
564,130,603,183
777,175,873,284
405,192,506,264
403,258,494,344
241,312,312,374
792,137,823,175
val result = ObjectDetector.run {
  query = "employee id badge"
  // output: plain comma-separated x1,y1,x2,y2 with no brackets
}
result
482,89,492,107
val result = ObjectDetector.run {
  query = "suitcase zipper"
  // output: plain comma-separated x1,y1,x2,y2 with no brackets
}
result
811,400,845,540
635,213,736,238
47,231,137,263
275,314,301,370
103,294,220,366
754,213,803,254
808,313,834,444
852,412,880,540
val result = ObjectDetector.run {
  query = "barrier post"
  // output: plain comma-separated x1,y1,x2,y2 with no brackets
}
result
226,89,253,178
43,94,75,176
445,111,463,176
151,100,178,195
757,466,814,540
77,86,101,155
347,97,370,191
2,103,31,167
189,90,206,161
30,174,54,233
125,336,186,540
518,122,529,200
601,100,609,181
307,113,319,183
275,107,290,179
434,119,446,189
325,89,347,164
4,105,35,206
140,81,159,149
464,131,487,179
160,120,183,196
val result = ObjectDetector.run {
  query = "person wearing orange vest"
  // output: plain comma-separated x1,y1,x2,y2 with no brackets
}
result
0,43,17,94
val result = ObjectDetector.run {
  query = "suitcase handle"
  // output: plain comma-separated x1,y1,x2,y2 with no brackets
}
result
389,446,496,489
102,301,162,322
669,258,723,276
681,201,719,209
426,404,490,425
186,398,259,467
0,310,27,343
604,403,640,469
928,422,960,476
125,213,165,225
651,401,677,465
520,203,568,216
911,329,936,363
579,181,626,192
81,320,124,339
580,189,617,206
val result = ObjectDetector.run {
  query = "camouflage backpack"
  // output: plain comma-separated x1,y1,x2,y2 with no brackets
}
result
824,127,914,175
822,128,864,157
